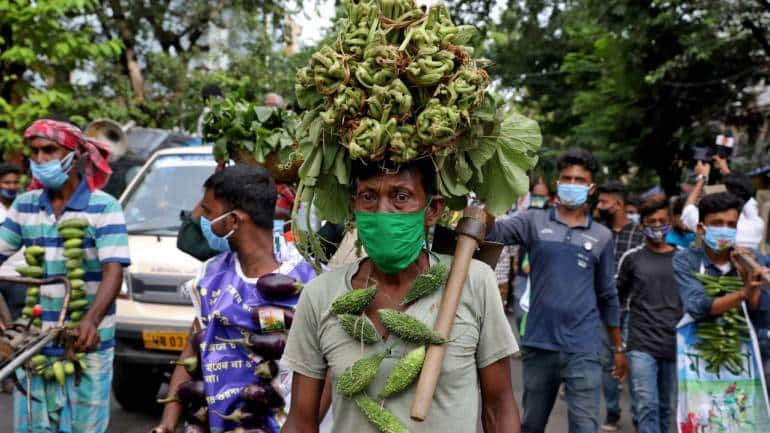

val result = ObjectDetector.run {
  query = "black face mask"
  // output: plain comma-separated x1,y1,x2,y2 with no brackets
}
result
177,210,220,262
597,208,614,223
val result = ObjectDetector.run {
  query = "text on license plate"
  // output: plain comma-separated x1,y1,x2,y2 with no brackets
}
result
142,330,188,351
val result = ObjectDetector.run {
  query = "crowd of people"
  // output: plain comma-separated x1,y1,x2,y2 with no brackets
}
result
492,148,770,433
0,117,769,433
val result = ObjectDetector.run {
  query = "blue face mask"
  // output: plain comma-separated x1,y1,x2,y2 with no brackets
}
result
627,213,640,225
703,226,737,253
0,189,17,201
30,152,75,190
557,183,591,208
200,211,235,252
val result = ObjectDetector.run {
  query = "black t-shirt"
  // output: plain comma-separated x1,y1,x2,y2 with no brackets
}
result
617,246,682,360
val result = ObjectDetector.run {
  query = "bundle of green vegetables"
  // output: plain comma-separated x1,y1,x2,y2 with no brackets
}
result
693,273,750,376
294,0,541,231
203,98,301,179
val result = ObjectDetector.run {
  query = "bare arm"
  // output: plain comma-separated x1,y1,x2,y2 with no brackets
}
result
282,372,325,433
150,323,198,433
685,161,710,207
607,326,628,381
75,262,122,351
318,372,333,423
480,357,520,433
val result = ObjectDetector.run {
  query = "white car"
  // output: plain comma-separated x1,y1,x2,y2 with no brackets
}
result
113,146,215,411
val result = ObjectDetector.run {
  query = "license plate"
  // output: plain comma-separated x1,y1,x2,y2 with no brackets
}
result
142,330,188,351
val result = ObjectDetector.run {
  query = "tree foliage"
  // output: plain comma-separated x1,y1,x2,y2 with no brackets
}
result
487,0,770,192
1,0,314,152
0,0,122,156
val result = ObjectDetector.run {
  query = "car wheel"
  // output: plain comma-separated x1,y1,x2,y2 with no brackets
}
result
112,359,163,413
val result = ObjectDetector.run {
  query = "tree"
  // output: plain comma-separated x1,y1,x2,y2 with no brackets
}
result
488,0,770,192
62,0,315,131
89,1,301,102
0,0,121,157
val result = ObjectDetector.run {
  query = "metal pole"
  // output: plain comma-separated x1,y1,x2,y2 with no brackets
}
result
25,364,32,433
0,333,56,382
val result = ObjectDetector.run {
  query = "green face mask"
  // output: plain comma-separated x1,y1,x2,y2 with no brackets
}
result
355,203,429,275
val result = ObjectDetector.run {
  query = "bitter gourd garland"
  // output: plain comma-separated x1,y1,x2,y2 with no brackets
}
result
328,261,451,432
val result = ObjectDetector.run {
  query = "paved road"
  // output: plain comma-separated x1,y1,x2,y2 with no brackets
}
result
0,356,634,433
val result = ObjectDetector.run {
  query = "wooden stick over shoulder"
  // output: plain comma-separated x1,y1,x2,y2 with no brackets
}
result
410,206,487,421
734,252,770,287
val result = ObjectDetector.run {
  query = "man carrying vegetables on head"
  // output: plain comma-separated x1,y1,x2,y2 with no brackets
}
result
281,158,521,433
0,118,130,433
152,165,317,433
673,192,770,390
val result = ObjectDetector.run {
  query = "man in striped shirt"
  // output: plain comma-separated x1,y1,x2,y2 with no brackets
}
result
0,119,129,433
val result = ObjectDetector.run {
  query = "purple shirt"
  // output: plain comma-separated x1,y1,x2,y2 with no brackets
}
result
190,249,315,432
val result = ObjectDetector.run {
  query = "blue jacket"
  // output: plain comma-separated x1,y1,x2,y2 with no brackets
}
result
673,247,770,360
488,208,619,353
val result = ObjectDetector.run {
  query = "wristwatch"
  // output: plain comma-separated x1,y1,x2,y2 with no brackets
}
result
614,343,627,354
695,174,708,183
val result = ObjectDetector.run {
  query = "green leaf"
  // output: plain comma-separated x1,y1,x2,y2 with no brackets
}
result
475,112,542,216
298,146,323,186
254,106,277,123
295,84,323,110
497,112,541,167
313,175,351,224
438,161,470,197
475,149,529,216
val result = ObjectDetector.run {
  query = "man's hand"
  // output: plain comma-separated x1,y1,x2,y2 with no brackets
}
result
612,352,628,381
694,160,711,180
712,155,730,175
732,248,769,308
75,316,101,352
150,427,173,433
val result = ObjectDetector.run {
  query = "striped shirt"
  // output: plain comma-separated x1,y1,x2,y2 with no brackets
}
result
0,178,130,351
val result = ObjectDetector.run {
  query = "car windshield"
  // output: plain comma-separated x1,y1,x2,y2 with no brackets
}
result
122,153,216,235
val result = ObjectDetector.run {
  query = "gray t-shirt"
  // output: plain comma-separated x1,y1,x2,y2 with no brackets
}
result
281,254,518,433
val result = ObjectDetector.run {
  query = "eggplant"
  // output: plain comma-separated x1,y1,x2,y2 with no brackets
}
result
250,307,294,333
158,380,206,408
254,360,279,380
178,380,207,406
186,405,209,426
213,408,258,424
216,333,286,360
240,382,285,410
256,273,302,300
172,356,202,378
182,424,209,433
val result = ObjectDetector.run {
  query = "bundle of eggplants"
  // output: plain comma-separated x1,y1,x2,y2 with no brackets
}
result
166,274,300,431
